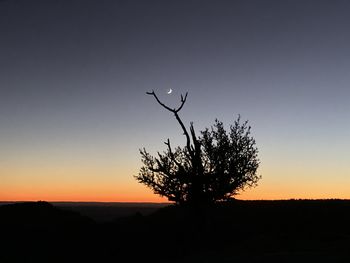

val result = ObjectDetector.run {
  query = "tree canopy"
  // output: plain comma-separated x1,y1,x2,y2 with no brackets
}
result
135,91,261,206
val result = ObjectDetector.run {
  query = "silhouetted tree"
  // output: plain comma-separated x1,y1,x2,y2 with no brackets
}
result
136,91,261,206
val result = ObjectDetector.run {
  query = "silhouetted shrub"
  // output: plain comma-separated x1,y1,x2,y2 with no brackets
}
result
136,91,261,207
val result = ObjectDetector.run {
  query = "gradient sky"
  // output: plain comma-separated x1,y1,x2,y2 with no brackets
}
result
2,0,350,201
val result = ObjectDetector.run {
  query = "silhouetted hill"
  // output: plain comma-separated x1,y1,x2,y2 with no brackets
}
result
0,201,95,263
53,201,168,222
114,199,350,262
0,201,94,226
2,200,350,262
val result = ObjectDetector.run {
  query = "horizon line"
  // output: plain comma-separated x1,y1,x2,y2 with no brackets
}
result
1,198,350,203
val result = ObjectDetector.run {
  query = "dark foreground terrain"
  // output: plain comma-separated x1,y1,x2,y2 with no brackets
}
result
2,200,350,263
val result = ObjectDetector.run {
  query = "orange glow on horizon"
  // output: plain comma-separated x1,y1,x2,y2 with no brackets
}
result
0,183,169,203
2,163,350,202
0,191,168,203
2,187,350,202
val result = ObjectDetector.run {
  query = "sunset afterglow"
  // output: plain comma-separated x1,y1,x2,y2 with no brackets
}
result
2,0,350,202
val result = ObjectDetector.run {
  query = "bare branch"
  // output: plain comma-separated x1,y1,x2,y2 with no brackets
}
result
147,90,194,159
164,139,182,167
176,92,188,112
146,90,188,113
174,111,193,157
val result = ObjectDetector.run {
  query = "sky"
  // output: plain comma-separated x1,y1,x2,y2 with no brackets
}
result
1,0,350,202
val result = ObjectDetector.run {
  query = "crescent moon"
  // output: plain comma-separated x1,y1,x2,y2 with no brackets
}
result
167,88,173,94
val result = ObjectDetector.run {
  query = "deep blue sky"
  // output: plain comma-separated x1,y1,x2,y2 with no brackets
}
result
1,0,350,201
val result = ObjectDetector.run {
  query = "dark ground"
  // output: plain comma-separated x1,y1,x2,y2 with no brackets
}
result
53,202,168,222
1,200,350,263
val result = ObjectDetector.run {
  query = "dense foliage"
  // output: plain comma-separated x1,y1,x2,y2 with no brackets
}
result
136,92,260,206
